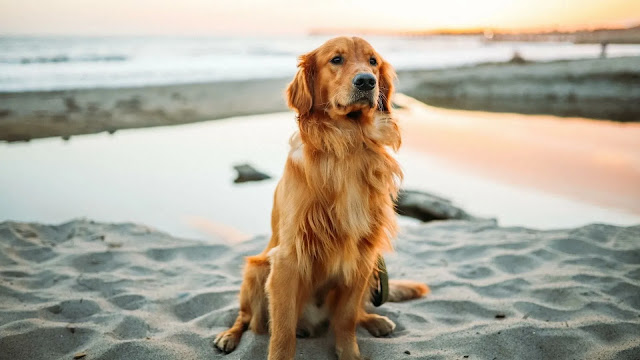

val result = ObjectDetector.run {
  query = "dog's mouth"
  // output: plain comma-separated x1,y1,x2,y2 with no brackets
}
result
335,104,368,121
349,93,375,108
336,97,375,114
337,98,374,108
346,110,363,120
333,90,377,118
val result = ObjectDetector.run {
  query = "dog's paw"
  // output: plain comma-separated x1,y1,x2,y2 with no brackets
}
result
213,331,240,353
361,314,396,337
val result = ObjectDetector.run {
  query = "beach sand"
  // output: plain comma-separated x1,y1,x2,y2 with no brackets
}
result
1,219,639,360
399,56,640,122
0,78,290,142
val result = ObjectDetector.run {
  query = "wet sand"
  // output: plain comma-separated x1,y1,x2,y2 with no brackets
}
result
0,78,290,142
398,56,640,122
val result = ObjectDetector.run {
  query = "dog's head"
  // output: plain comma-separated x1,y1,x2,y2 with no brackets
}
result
286,36,395,120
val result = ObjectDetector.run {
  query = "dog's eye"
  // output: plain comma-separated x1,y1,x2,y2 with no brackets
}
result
330,56,343,65
369,57,377,66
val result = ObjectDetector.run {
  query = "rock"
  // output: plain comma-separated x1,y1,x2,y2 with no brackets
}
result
395,189,477,222
508,51,528,64
233,163,271,184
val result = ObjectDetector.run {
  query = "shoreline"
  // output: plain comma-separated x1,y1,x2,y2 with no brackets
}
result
2,56,640,142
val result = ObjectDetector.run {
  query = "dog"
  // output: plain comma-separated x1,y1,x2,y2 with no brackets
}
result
214,36,429,360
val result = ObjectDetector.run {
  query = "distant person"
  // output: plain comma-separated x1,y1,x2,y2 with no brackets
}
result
600,41,609,58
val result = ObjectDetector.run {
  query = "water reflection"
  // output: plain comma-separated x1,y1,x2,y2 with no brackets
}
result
1,110,638,242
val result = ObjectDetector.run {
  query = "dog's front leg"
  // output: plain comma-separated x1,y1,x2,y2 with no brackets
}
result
331,273,371,360
267,255,307,360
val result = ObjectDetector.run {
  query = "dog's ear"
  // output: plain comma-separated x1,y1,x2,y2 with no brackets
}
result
286,53,315,117
377,59,396,113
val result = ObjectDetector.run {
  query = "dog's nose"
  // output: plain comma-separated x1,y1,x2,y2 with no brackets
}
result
352,73,376,91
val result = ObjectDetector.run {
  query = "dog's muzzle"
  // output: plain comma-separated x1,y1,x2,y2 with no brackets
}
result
349,73,377,108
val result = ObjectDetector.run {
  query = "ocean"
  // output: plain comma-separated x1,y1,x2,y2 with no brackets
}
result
2,35,640,92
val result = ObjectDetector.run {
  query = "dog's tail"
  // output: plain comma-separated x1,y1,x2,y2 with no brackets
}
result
387,280,430,302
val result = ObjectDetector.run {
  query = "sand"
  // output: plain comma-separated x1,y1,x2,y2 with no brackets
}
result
398,56,640,122
1,219,639,360
0,78,290,142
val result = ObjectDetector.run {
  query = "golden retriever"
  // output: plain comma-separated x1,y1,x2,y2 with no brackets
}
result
214,36,429,360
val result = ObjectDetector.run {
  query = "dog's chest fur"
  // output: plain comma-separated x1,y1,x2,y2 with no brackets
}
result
291,134,393,237
285,121,400,283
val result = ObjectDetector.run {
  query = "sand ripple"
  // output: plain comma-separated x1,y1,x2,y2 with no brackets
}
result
0,219,639,359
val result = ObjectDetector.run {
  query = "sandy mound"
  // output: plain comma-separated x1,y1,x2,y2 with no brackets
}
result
1,219,639,359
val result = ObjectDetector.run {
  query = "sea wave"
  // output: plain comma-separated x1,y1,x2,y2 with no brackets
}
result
0,55,128,64
2,35,640,92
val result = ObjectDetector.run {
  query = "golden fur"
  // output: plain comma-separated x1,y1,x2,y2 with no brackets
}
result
214,36,428,360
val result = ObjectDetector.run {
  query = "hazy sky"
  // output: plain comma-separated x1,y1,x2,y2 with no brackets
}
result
1,0,639,35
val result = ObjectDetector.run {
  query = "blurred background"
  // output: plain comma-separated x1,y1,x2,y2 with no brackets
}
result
1,0,639,241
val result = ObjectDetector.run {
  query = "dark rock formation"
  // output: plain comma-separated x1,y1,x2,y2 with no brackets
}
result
396,189,478,222
233,164,271,184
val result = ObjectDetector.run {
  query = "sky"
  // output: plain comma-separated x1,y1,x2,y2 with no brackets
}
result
1,0,639,35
